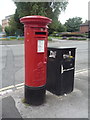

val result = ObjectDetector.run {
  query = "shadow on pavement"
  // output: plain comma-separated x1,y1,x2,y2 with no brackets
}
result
2,96,23,119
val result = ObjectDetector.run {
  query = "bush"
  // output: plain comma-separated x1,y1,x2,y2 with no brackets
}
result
68,37,77,40
7,36,17,40
2,34,6,37
68,37,87,40
48,37,52,41
5,26,16,36
51,31,60,37
62,36,67,39
17,36,24,40
77,38,87,40
60,33,85,37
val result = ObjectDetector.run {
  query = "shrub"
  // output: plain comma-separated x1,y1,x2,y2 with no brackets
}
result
62,36,67,39
8,36,17,40
77,38,87,40
51,31,60,37
17,36,24,40
60,33,85,37
68,37,87,40
48,37,52,41
68,37,77,40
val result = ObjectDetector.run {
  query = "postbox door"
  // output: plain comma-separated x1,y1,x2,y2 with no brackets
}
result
25,27,48,87
32,37,47,87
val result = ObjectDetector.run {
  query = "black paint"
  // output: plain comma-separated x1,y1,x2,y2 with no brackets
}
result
46,47,76,96
25,85,46,105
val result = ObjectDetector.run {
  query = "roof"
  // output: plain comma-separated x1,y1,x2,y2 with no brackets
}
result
5,15,13,19
80,20,90,26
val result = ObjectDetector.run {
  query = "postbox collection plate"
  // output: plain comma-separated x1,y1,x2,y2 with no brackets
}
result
37,40,45,53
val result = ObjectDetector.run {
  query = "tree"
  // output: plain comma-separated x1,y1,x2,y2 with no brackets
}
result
65,17,83,32
14,9,24,36
57,22,67,32
5,16,17,36
5,26,16,36
5,14,23,36
5,26,11,36
0,25,2,32
13,2,68,33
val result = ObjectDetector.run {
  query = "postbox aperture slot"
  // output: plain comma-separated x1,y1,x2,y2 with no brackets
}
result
35,32,46,35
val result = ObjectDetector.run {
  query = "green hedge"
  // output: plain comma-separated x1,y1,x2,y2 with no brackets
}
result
48,37,52,41
68,37,87,40
77,38,87,40
60,34,85,37
17,37,24,40
8,36,17,39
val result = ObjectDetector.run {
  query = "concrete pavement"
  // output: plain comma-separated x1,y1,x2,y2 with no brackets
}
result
0,69,88,118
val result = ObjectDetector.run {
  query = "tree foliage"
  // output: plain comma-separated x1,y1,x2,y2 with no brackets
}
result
14,2,68,34
5,15,23,36
15,2,68,19
57,22,67,32
5,2,68,36
65,17,83,32
0,25,2,32
5,16,17,36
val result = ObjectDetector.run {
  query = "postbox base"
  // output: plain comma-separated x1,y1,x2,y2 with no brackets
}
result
25,85,46,105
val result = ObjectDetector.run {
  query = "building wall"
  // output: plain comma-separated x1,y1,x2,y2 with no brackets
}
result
2,19,9,32
80,25,88,33
2,15,13,32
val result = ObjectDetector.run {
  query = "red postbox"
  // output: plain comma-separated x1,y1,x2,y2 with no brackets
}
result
20,15,52,105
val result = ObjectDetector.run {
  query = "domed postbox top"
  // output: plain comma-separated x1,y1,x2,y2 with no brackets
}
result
20,15,52,27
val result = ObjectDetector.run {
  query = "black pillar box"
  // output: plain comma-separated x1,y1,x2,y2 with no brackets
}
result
46,47,76,96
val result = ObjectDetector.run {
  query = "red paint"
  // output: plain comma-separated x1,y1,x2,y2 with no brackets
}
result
20,16,52,87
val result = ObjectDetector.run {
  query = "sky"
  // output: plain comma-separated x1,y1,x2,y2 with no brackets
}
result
0,0,16,25
0,0,89,25
59,0,89,24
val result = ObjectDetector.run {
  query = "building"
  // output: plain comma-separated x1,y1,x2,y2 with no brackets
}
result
2,15,13,32
79,20,89,33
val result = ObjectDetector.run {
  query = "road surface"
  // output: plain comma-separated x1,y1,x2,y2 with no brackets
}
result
0,39,89,88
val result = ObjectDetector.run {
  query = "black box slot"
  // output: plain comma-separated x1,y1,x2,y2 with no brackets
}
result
35,32,46,35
